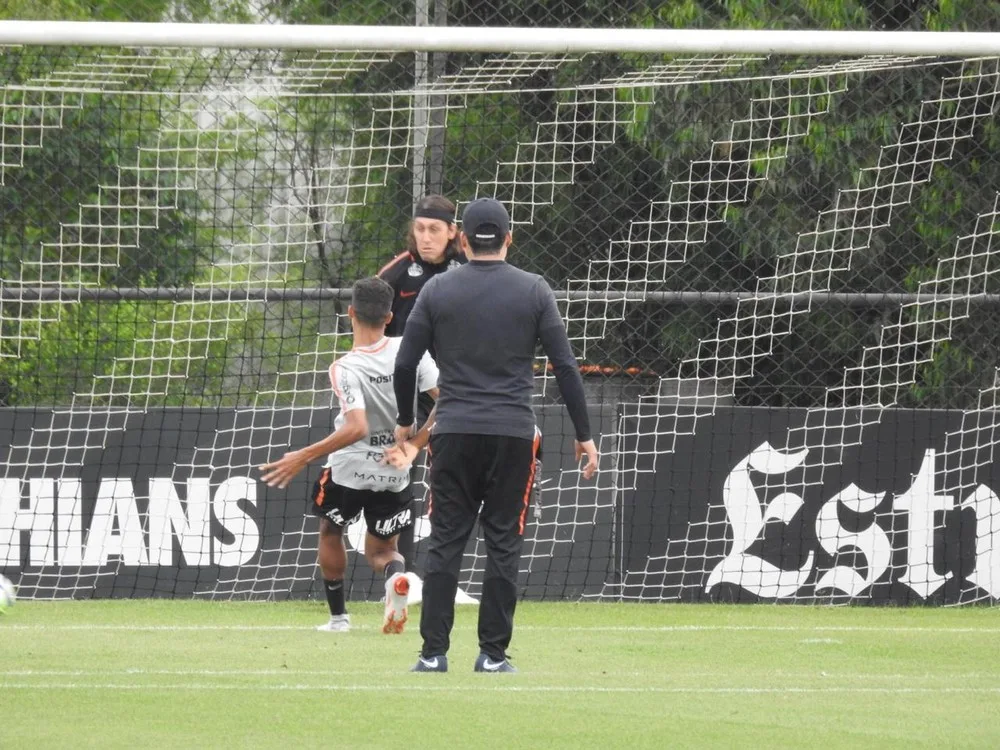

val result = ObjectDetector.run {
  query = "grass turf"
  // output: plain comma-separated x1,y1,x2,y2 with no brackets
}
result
2,600,999,749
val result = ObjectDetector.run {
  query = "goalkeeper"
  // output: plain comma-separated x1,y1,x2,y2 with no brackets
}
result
378,194,465,575
392,198,598,674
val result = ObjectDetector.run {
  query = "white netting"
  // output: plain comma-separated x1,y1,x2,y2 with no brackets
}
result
607,59,1000,601
0,41,998,605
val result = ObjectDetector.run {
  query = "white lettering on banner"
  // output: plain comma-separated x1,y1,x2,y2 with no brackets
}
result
0,479,19,565
706,442,815,598
0,476,261,568
0,478,55,566
83,479,149,567
814,485,889,597
962,484,1000,599
213,477,259,567
57,479,84,566
894,450,954,599
28,479,57,566
148,478,211,566
708,444,1000,600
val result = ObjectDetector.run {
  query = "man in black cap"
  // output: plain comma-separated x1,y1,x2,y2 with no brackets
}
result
392,197,599,674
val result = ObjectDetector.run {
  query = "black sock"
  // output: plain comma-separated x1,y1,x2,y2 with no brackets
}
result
323,578,345,616
383,559,405,580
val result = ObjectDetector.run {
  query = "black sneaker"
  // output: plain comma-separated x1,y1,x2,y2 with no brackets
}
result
474,653,517,673
411,654,448,673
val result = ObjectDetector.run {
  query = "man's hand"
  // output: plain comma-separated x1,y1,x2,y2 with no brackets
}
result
574,439,599,480
259,449,310,489
383,441,420,470
394,423,415,446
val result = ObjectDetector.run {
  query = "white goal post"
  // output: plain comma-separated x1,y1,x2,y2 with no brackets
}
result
2,21,1000,55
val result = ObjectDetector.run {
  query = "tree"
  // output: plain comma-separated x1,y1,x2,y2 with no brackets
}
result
4,0,1000,411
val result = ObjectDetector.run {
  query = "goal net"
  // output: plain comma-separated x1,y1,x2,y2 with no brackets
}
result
2,23,1000,605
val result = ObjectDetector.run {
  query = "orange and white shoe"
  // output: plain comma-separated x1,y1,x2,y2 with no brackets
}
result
383,572,410,634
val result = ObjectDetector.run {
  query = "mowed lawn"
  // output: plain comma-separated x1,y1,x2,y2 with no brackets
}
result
2,600,999,749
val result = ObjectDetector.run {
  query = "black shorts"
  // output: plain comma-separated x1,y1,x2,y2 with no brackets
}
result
308,468,414,540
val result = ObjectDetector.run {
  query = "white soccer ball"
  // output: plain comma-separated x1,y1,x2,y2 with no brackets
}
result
0,575,16,613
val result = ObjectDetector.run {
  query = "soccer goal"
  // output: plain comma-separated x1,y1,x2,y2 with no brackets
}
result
1,21,1000,605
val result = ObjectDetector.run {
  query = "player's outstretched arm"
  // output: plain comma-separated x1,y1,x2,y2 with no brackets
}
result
259,409,369,489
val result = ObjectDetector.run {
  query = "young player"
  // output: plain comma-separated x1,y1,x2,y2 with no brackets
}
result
260,277,439,633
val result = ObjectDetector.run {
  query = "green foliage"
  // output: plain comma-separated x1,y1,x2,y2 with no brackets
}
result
263,0,412,24
0,0,254,22
5,0,1000,410
635,0,710,28
719,0,869,29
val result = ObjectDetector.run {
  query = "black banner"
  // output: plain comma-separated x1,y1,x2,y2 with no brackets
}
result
0,405,620,601
618,405,1000,604
2,404,998,604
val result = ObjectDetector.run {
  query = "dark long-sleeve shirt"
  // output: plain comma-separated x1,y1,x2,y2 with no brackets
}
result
394,260,591,442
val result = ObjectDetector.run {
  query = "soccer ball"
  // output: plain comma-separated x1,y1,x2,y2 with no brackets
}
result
0,575,15,613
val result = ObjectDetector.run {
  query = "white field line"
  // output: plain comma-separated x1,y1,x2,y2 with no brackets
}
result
3,669,996,681
2,682,1000,694
4,623,1000,634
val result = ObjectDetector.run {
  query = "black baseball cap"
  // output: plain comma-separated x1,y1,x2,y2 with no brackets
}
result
461,198,510,243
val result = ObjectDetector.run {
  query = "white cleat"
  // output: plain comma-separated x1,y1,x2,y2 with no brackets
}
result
383,572,410,634
316,614,350,632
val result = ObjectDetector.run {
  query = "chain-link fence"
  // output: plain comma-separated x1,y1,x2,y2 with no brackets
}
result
1,2,1000,413
4,3,1000,605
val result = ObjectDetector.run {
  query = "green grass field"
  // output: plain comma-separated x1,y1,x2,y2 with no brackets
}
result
2,600,999,749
